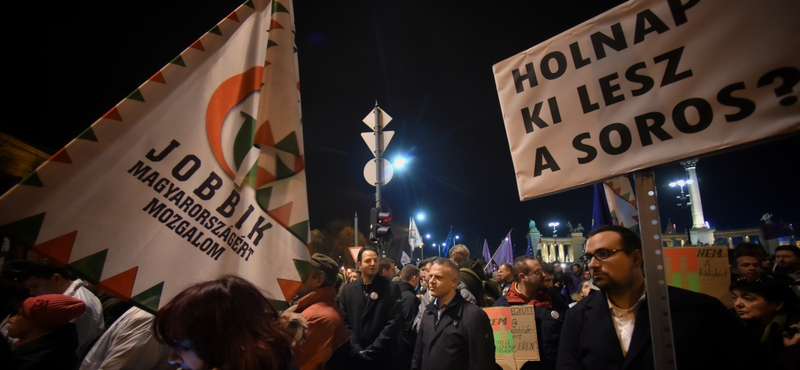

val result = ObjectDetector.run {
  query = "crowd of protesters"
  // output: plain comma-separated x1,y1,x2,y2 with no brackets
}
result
2,230,799,370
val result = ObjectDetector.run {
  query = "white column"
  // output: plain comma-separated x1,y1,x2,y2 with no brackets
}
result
681,159,706,229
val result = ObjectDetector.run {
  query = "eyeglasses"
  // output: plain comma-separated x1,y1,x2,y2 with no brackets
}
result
579,249,626,264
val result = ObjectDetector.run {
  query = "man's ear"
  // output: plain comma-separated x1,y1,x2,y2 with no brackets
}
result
631,249,643,269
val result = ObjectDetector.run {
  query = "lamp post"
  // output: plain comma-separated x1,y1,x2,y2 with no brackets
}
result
669,179,693,244
549,222,560,261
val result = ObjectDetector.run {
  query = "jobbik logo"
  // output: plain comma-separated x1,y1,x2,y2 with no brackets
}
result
124,66,307,262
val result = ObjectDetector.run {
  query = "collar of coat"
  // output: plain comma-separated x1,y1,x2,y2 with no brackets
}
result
425,291,466,317
296,285,337,312
505,282,554,308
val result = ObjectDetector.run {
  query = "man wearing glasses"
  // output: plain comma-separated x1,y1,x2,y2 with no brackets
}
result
556,225,767,370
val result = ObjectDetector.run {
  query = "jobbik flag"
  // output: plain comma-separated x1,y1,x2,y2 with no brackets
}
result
408,217,423,249
0,0,310,312
592,175,639,232
494,0,800,200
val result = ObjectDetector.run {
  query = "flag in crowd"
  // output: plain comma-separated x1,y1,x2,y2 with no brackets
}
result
526,235,534,256
592,176,639,232
482,239,493,272
490,231,514,267
441,227,455,257
401,251,411,266
408,217,423,249
0,0,310,311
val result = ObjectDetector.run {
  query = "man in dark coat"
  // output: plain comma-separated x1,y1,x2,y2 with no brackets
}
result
411,258,494,370
556,225,769,370
338,246,402,369
398,264,421,370
495,256,568,370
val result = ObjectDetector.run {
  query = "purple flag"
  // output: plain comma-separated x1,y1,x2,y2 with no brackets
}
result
491,231,514,267
482,239,493,272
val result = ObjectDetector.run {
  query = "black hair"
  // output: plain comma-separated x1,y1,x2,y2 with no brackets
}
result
587,225,642,252
357,246,378,262
18,260,72,282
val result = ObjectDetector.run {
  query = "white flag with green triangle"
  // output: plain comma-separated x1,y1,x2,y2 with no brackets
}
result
0,0,310,311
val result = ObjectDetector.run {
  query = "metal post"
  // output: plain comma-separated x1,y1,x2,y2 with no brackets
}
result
634,170,677,370
354,212,358,250
373,102,383,251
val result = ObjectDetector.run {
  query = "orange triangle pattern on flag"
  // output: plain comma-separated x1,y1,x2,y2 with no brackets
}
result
33,231,77,265
102,107,122,121
50,148,72,164
267,202,293,228
100,267,139,299
276,278,302,302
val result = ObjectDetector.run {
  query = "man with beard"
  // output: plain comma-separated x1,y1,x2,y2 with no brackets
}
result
556,225,767,370
339,247,402,369
494,256,568,370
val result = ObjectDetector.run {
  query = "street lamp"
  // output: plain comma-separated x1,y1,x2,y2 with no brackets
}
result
549,222,560,262
416,212,425,221
669,179,693,244
455,235,460,240
392,155,408,170
425,234,431,239
548,222,560,237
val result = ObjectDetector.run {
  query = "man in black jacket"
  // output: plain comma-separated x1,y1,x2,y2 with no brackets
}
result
338,247,402,369
411,258,494,370
557,225,768,370
398,264,421,370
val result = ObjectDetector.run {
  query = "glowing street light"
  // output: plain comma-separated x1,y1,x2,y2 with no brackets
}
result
455,235,460,240
416,212,425,221
392,155,408,170
425,234,431,239
669,179,694,243
548,222,560,237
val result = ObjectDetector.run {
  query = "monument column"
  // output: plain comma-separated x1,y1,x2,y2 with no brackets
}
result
681,159,715,245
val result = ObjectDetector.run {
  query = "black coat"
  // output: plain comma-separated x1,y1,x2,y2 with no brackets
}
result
398,281,420,370
338,275,402,368
11,323,79,370
556,286,770,370
411,293,495,370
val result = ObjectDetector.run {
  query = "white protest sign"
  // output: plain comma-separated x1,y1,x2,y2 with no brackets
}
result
494,0,800,200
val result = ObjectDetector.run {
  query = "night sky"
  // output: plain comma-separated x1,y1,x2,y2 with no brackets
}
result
5,1,798,259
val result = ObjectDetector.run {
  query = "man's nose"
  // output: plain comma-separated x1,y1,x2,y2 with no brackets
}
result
168,351,182,364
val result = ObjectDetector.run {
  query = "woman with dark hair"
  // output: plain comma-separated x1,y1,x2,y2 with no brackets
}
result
153,275,294,370
730,278,800,369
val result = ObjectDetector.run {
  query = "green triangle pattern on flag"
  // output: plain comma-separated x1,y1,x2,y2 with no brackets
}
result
268,298,288,311
267,40,279,49
256,186,273,212
274,156,294,180
20,172,43,187
127,89,145,102
209,25,222,36
272,1,289,14
131,282,164,312
171,55,186,67
287,220,309,244
293,259,312,282
244,0,255,9
68,249,108,283
78,127,98,142
275,131,299,155
0,213,46,247
233,112,257,169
